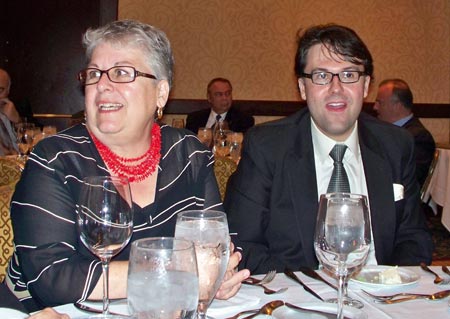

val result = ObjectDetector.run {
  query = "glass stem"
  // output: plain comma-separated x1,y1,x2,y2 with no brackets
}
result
101,259,110,315
337,274,345,319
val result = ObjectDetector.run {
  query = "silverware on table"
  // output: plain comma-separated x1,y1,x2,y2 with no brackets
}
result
442,265,450,277
74,302,131,317
241,300,284,319
299,266,338,290
242,270,276,286
285,302,351,319
284,268,324,301
420,262,450,285
241,281,288,294
224,308,259,319
362,289,450,304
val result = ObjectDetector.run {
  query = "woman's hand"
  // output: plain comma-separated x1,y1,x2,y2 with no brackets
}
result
215,242,250,300
28,308,70,319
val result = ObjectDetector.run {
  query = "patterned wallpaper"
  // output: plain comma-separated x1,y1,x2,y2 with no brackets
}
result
118,0,450,104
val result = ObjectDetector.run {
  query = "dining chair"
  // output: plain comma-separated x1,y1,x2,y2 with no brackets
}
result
420,149,440,202
0,183,16,282
0,157,22,282
213,156,238,201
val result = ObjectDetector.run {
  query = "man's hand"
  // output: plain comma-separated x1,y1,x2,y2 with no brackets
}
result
28,308,70,319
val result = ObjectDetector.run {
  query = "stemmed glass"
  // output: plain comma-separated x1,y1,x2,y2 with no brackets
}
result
314,193,371,319
128,237,199,319
77,176,134,317
197,127,213,148
175,210,230,319
213,121,230,157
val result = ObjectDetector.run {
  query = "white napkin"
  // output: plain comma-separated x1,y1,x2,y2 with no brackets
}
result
207,291,260,317
0,307,28,319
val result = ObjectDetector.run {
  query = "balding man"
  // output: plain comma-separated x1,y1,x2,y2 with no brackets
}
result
0,68,20,124
374,78,435,187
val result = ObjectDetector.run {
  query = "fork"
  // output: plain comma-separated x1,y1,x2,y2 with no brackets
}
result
361,289,431,301
420,262,450,285
361,289,450,303
243,270,276,286
242,281,288,294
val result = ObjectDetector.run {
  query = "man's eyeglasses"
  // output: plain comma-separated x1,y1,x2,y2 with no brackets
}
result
301,71,366,85
78,66,157,86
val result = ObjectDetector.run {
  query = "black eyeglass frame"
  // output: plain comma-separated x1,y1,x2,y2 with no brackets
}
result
300,71,367,85
78,65,157,86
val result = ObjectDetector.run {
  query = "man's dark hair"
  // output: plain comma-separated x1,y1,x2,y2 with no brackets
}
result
294,24,374,78
379,78,413,109
207,77,232,93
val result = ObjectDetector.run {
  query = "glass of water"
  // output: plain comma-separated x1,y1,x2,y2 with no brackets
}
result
127,237,199,319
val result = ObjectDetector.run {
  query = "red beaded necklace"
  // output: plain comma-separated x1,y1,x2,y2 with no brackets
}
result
90,124,161,183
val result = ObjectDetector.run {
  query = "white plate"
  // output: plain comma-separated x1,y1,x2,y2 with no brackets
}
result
271,303,367,319
351,265,419,288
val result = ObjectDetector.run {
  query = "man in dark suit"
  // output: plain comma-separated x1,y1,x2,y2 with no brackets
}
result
224,24,433,274
185,78,254,134
374,79,436,187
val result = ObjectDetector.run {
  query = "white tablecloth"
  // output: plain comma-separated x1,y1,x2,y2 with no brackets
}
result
425,147,450,231
23,267,448,319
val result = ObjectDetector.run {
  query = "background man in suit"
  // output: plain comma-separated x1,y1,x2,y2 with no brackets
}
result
0,69,20,124
224,24,433,274
374,78,435,188
185,77,254,134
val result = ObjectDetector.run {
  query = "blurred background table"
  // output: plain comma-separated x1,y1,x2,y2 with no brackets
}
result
425,144,450,232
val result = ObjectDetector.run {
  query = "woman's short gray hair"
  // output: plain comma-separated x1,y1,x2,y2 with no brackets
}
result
82,19,174,88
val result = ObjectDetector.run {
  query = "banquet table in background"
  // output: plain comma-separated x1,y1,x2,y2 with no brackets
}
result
424,145,450,232
17,266,447,319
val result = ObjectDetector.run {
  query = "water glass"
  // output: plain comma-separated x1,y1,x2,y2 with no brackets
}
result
128,237,199,319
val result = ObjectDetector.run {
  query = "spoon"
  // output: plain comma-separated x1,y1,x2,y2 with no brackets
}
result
241,300,284,319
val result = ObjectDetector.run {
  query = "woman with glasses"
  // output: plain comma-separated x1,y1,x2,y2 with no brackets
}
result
6,19,250,312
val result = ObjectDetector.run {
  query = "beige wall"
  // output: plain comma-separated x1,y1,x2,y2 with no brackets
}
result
119,0,449,104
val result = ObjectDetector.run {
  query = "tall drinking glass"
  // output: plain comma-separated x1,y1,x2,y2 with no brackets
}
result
77,176,133,317
128,237,199,319
314,193,371,319
175,210,230,319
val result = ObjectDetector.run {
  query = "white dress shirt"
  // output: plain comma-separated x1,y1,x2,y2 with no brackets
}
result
311,119,377,265
206,111,228,128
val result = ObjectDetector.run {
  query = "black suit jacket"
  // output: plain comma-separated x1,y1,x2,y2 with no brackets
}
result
402,117,435,187
224,108,433,274
185,107,254,134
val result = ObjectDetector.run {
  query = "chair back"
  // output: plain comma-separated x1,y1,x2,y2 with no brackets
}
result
0,157,22,282
420,149,440,202
214,157,238,201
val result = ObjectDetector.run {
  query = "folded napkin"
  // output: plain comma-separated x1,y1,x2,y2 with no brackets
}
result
207,291,260,317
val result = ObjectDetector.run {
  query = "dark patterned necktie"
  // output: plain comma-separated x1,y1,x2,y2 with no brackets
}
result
327,144,350,193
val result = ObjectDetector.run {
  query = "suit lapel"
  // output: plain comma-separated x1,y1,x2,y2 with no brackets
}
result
285,114,320,264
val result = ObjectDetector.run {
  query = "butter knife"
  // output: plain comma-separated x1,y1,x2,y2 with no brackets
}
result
299,266,338,290
284,268,324,301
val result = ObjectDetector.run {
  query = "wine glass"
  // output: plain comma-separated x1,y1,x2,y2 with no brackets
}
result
175,210,230,319
128,237,199,319
314,193,371,319
77,176,134,317
197,127,213,148
172,118,185,128
16,122,35,158
213,121,231,157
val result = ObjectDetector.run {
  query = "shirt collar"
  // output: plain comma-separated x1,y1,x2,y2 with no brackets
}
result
393,113,413,127
311,118,360,162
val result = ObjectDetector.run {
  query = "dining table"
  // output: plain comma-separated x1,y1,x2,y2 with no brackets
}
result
1,266,443,318
424,144,450,232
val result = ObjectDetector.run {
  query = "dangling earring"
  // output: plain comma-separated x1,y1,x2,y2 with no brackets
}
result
157,107,164,120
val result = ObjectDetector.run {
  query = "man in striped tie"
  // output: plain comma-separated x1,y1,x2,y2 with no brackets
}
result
225,24,433,275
